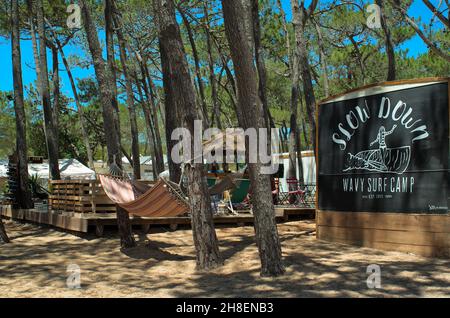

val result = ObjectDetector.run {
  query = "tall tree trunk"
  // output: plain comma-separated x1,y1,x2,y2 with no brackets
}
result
45,19,94,168
142,64,165,174
80,0,135,248
251,0,274,129
240,0,255,56
112,4,141,180
178,7,209,127
160,41,182,183
36,0,60,180
222,0,285,277
291,0,318,156
143,76,165,175
0,217,9,243
313,20,330,97
280,0,304,183
51,46,60,141
105,0,122,147
27,0,41,96
209,34,243,127
203,2,221,130
135,74,158,179
81,0,122,166
12,0,33,210
128,44,165,175
376,0,396,81
154,0,223,270
349,36,367,86
300,97,309,147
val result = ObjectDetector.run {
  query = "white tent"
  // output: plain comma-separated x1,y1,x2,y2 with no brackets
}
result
0,158,95,189
0,160,8,178
28,159,96,181
275,151,316,191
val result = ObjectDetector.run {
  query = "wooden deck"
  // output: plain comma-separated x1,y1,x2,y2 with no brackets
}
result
0,204,315,236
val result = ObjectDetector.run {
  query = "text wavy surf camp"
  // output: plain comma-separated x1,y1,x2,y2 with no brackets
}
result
342,176,415,193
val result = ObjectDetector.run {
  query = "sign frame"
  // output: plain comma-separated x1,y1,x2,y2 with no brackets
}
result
315,77,450,215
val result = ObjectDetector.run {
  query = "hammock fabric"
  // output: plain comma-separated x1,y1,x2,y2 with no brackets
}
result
99,174,190,217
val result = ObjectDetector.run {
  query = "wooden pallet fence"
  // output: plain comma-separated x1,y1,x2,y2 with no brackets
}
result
48,179,155,213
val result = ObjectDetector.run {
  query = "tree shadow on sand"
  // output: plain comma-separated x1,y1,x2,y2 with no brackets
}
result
122,243,194,261
1,221,449,298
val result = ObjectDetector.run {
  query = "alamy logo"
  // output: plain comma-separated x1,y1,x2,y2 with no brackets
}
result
366,264,381,289
170,120,280,175
66,264,81,289
366,4,381,29
66,4,81,29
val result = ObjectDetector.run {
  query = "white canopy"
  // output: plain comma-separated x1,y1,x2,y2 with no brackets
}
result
28,159,96,180
0,160,7,178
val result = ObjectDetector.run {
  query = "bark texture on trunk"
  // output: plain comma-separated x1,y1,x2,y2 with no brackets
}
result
81,0,121,167
112,3,141,179
80,0,135,248
178,6,209,127
27,0,41,97
279,0,304,183
36,0,60,180
376,0,396,81
313,20,330,97
105,0,122,146
45,19,94,168
11,0,33,210
134,72,158,179
51,46,60,141
251,0,274,129
144,66,165,175
222,0,285,277
160,41,182,183
116,205,136,248
290,0,318,155
203,2,221,129
154,0,223,270
131,48,165,176
0,217,9,243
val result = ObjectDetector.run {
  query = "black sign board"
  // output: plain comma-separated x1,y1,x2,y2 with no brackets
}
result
318,81,449,213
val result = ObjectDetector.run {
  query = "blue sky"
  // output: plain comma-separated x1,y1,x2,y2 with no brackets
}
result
0,1,436,99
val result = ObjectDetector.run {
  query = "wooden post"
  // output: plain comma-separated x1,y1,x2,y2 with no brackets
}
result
141,223,151,234
0,217,10,243
90,181,96,214
95,223,104,237
116,205,136,248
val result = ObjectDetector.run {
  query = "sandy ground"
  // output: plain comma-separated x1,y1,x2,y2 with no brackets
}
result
0,219,449,298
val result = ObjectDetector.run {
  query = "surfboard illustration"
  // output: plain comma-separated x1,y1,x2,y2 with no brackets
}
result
343,124,411,174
